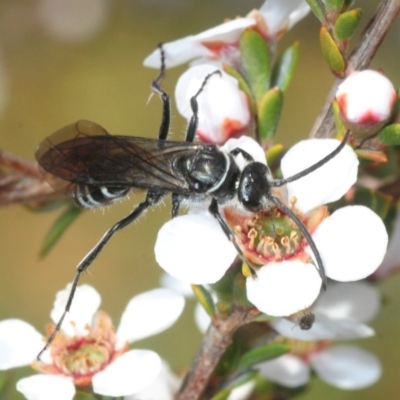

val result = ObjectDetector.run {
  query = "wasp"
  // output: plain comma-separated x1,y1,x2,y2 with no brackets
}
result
35,45,350,358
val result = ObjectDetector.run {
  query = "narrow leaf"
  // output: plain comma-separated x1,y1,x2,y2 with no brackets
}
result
306,0,326,20
240,30,271,102
237,342,290,371
334,9,362,41
323,0,344,11
192,284,215,317
379,124,400,145
257,88,283,142
320,26,345,75
40,205,82,258
271,43,299,92
223,64,253,107
266,143,284,166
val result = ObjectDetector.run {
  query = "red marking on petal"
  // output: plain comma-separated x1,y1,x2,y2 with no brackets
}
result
201,40,236,56
358,110,381,124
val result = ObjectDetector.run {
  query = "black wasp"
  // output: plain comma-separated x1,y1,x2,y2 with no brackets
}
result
36,45,350,358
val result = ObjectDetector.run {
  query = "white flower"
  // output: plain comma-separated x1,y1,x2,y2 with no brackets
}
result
0,285,184,400
336,70,397,133
257,281,382,389
155,136,388,317
175,64,250,144
143,0,310,69
271,281,380,341
257,346,382,389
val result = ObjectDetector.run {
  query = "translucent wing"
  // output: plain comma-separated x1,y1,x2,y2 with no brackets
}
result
36,120,204,197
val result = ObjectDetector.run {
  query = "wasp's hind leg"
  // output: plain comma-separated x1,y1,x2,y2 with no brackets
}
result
151,43,171,141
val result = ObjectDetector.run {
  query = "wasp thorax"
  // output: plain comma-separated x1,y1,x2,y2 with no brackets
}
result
224,201,328,266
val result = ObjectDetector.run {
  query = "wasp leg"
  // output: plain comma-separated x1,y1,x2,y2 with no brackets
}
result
230,147,255,162
37,190,166,360
151,43,170,141
185,70,221,143
208,198,256,275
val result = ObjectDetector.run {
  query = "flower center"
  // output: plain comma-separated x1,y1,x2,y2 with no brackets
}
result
60,338,111,377
224,202,328,266
34,311,127,387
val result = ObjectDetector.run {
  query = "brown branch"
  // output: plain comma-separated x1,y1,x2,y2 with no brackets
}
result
0,149,61,207
0,149,42,178
176,308,257,400
310,0,400,139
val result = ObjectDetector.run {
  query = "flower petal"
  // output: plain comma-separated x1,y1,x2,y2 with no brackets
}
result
160,273,194,297
16,374,75,400
311,345,382,389
271,314,374,341
194,302,211,333
246,260,322,316
313,281,381,323
221,136,267,165
311,206,388,281
0,319,43,369
259,0,310,38
155,213,237,284
257,354,310,388
92,349,162,396
175,64,250,144
144,38,212,69
143,18,255,69
125,361,180,400
50,284,101,337
281,138,358,213
116,289,184,347
227,380,256,400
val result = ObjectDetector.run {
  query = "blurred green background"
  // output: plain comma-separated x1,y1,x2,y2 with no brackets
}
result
0,1,400,399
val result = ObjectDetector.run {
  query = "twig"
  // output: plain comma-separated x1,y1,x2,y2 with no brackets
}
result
310,0,400,139
176,308,257,400
0,149,60,206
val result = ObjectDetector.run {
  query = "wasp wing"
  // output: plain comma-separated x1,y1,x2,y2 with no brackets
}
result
36,120,204,197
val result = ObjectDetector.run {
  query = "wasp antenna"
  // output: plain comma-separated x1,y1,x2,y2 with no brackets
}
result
269,195,327,290
273,130,351,187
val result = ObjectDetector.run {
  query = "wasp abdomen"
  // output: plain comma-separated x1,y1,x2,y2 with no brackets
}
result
73,184,130,208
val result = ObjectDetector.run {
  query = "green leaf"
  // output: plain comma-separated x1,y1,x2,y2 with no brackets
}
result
271,43,299,92
323,0,344,11
257,88,283,142
237,342,290,371
0,372,12,400
379,124,400,145
319,26,345,75
240,30,271,102
266,143,284,166
223,64,253,106
192,284,215,317
334,9,362,41
353,188,392,220
232,271,253,308
40,205,82,258
215,339,241,376
306,0,326,20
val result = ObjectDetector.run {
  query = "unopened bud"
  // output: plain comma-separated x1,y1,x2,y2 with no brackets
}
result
336,70,397,138
175,65,250,144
